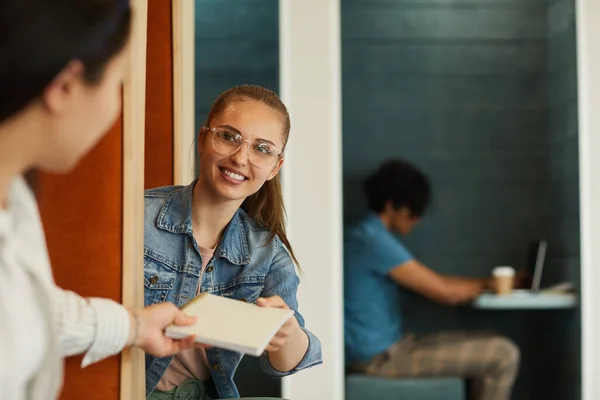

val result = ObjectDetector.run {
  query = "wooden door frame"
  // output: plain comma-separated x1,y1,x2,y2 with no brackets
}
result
120,0,148,398
172,0,196,185
120,1,195,397
577,0,600,398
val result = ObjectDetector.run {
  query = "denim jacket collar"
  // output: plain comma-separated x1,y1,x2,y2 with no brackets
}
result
155,180,251,265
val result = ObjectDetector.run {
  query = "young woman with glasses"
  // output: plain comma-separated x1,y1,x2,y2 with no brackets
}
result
143,85,322,400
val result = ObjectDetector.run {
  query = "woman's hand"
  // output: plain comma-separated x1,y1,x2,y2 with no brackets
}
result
256,296,299,353
128,303,199,358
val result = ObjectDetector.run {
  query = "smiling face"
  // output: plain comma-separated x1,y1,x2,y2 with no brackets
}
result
197,99,285,203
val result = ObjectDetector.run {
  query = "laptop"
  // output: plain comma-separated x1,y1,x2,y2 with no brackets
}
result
526,240,547,293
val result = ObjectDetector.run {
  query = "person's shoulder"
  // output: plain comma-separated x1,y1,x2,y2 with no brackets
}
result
376,227,410,255
351,215,411,257
344,215,380,243
143,185,187,226
144,185,183,199
144,184,188,209
236,210,290,262
237,209,277,243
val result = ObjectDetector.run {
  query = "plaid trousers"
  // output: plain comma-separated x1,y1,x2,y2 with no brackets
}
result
350,332,520,400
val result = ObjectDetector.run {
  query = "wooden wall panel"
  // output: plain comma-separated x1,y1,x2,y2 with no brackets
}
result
145,0,174,189
38,118,124,400
172,0,196,185
120,0,148,398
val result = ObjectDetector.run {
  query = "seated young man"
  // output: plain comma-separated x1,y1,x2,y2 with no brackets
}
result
344,159,520,400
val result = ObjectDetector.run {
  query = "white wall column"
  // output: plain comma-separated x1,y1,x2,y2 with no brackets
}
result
577,0,600,398
279,0,344,399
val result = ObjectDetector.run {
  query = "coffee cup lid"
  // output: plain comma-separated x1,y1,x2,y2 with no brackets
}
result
492,266,515,277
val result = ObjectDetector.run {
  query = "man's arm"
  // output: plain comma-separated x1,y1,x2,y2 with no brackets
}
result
388,260,488,305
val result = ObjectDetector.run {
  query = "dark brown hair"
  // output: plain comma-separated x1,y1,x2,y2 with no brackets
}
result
204,85,299,267
0,0,132,123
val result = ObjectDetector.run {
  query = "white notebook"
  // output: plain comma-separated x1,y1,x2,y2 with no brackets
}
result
165,293,295,357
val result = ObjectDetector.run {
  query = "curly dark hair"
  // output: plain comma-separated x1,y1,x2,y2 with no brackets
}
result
363,159,432,217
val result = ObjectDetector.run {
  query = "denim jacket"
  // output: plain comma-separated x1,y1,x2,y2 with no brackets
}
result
143,181,322,398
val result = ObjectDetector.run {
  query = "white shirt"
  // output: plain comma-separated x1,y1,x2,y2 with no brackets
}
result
0,177,132,400
0,207,47,399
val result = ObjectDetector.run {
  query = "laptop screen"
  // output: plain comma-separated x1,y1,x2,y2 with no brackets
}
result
526,240,547,292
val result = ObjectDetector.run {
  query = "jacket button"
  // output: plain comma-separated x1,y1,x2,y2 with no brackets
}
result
149,275,159,284
212,363,221,371
206,265,214,273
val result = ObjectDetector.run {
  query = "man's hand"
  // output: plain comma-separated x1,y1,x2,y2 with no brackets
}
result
128,303,199,358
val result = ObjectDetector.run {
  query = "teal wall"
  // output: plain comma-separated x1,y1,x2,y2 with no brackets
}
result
342,0,549,275
194,0,279,132
341,0,580,398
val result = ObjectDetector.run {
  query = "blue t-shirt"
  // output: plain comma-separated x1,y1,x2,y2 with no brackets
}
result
344,214,414,365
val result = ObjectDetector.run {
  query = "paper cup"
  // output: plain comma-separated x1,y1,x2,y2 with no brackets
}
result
492,266,515,295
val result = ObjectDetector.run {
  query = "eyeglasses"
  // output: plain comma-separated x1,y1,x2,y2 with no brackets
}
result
205,126,282,167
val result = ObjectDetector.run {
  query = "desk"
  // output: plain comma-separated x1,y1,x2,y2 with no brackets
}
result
472,290,577,310
472,290,577,399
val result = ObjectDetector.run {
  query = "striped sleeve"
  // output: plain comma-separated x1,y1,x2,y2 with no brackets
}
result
52,286,131,367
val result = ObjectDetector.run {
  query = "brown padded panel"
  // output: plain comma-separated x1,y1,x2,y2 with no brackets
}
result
37,118,123,400
145,0,174,189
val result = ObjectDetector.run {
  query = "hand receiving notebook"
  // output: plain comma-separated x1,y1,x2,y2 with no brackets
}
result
165,293,295,356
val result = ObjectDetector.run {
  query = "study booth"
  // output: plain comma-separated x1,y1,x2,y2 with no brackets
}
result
341,0,581,399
